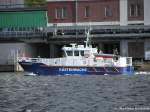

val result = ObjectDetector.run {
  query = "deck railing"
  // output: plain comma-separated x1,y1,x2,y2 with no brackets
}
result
0,4,45,9
18,56,132,67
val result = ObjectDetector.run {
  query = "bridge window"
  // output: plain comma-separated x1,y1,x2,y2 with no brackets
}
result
80,51,84,56
74,51,79,56
66,51,72,56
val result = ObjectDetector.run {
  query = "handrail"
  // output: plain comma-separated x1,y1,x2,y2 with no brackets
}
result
0,31,46,38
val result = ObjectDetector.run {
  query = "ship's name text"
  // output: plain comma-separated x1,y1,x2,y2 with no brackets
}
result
59,68,87,72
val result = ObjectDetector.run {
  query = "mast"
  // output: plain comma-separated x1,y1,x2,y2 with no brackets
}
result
85,28,91,47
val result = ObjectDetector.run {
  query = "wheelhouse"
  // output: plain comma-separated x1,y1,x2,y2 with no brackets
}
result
62,44,97,57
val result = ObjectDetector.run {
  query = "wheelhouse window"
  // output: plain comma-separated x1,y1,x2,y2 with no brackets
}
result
104,6,112,17
55,7,68,19
84,6,90,17
74,51,79,56
80,51,84,56
66,51,72,56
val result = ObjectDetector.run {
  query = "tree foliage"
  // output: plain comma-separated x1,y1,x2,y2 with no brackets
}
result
25,0,46,7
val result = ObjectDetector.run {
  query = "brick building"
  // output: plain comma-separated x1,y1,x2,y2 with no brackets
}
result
46,0,150,60
47,0,145,26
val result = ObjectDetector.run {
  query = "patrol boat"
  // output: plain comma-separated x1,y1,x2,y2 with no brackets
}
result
18,30,133,76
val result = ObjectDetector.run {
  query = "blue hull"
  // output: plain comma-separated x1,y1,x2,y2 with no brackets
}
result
19,62,133,76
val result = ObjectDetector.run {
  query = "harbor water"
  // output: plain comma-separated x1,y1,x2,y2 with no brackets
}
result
0,72,150,112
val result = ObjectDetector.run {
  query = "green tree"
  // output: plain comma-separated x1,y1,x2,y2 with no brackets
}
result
25,0,46,7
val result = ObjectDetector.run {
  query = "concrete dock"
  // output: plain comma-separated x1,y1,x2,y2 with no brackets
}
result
0,65,14,72
0,63,23,72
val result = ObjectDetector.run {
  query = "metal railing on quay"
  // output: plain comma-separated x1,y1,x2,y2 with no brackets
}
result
0,31,46,38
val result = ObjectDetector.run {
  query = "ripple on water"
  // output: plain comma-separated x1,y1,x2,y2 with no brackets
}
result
0,73,150,112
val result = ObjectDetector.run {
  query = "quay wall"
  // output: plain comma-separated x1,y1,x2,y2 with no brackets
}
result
0,43,37,65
